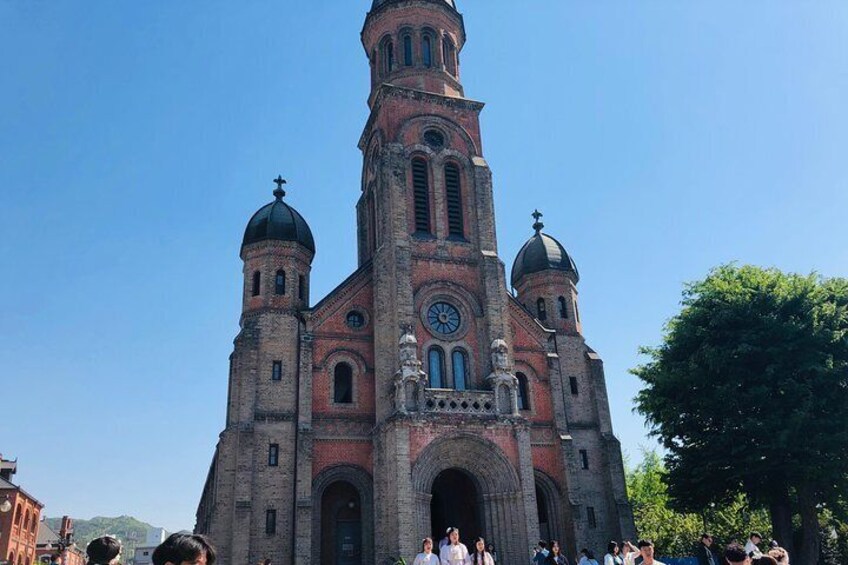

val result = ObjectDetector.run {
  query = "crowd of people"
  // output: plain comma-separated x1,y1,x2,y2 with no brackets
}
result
71,524,790,565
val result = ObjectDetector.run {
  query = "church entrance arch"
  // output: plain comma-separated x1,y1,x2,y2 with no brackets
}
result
312,465,374,565
412,434,526,565
430,468,481,545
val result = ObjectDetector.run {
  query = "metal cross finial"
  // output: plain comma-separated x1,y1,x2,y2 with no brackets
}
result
273,175,287,200
532,209,544,233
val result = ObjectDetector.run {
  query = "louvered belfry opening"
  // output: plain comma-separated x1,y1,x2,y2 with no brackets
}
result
412,158,431,234
445,163,463,237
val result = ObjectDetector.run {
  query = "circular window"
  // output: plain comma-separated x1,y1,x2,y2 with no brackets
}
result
346,311,365,329
423,130,445,150
427,302,461,335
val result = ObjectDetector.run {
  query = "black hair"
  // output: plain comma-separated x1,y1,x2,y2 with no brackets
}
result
752,557,778,565
86,536,122,565
608,541,619,554
724,543,748,563
701,533,712,540
421,537,433,551
538,540,547,549
637,539,654,549
470,538,488,565
750,532,762,539
152,533,216,565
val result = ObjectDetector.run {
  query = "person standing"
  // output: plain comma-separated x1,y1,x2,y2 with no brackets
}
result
86,536,122,565
439,527,468,565
152,533,217,565
745,533,763,559
533,541,550,565
695,534,719,565
623,540,664,565
413,538,439,565
468,538,495,565
723,543,751,565
486,543,498,564
604,541,623,565
544,540,569,565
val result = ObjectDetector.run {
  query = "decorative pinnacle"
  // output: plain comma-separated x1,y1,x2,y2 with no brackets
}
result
273,175,287,200
532,209,544,233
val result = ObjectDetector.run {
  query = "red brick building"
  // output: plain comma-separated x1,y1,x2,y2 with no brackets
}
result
196,1,634,564
35,517,85,565
0,457,43,565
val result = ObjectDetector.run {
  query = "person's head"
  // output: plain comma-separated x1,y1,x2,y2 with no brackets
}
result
580,548,589,557
701,533,713,547
447,527,459,545
767,548,787,562
538,540,547,551
548,540,559,555
474,538,486,553
752,557,777,565
51,555,62,565
486,543,494,554
724,543,750,565
262,559,270,565
152,534,216,565
637,539,654,560
608,541,619,555
421,538,433,553
86,536,122,565
768,541,779,549
749,532,762,544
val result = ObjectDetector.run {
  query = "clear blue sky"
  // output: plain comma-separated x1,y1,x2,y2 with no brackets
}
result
2,1,846,533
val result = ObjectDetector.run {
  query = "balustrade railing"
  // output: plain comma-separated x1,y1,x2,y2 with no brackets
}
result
423,388,497,415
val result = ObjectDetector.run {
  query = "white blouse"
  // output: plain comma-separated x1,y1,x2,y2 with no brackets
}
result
440,542,469,565
413,552,440,565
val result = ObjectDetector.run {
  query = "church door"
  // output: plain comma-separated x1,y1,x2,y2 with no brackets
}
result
430,469,481,550
320,481,362,565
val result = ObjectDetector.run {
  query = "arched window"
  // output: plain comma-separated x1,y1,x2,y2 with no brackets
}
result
428,346,445,388
451,349,468,391
333,362,353,404
14,504,21,525
558,296,568,319
23,510,30,532
30,512,37,532
422,34,432,67
537,297,547,321
252,270,261,297
403,34,413,66
574,300,581,323
444,163,464,237
411,158,431,234
275,270,286,295
381,37,394,75
298,274,305,300
517,372,530,410
8,552,14,565
443,36,457,76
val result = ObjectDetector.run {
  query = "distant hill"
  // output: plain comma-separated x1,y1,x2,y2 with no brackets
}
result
44,516,167,563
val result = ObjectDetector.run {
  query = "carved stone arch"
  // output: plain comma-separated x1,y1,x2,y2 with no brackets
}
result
514,361,537,413
414,279,485,317
411,434,527,564
534,469,565,547
320,348,369,374
322,349,368,408
311,464,375,565
398,114,479,156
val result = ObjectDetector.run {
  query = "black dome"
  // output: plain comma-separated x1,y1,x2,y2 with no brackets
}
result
511,229,579,287
371,0,456,11
242,186,315,255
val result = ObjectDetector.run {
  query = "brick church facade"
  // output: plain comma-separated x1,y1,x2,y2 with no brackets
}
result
195,1,635,563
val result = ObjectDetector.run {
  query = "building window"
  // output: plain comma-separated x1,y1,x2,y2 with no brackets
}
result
13,504,21,525
275,270,286,295
381,37,394,75
23,511,30,532
422,34,432,67
443,36,457,75
537,298,547,321
252,271,261,296
569,376,579,395
444,163,463,238
268,443,279,466
334,362,353,404
575,300,580,323
451,349,468,391
265,509,277,535
272,360,282,381
412,158,431,234
298,274,305,300
403,34,413,66
346,310,365,329
516,372,530,410
579,449,589,469
428,346,445,388
587,506,597,528
558,296,568,319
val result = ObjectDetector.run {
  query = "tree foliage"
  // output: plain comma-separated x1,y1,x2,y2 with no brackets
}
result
626,450,770,557
632,265,848,563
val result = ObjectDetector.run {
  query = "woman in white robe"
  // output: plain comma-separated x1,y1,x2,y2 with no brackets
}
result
412,537,439,565
467,537,495,565
439,527,468,565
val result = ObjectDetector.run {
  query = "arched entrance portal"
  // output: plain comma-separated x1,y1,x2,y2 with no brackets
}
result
320,481,362,565
536,484,550,542
430,469,481,546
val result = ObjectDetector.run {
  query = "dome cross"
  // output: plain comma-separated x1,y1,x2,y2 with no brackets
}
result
532,209,544,233
273,175,287,200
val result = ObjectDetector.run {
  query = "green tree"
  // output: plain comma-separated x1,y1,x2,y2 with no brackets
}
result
626,450,771,557
632,265,848,565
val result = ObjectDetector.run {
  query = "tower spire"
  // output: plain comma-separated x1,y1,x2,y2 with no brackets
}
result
273,175,287,200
